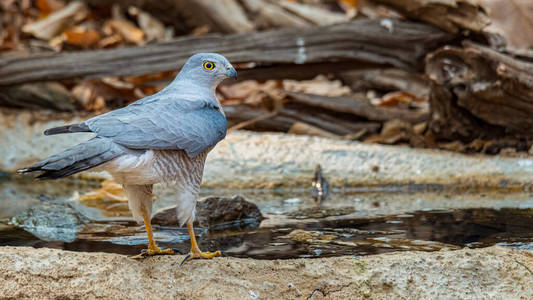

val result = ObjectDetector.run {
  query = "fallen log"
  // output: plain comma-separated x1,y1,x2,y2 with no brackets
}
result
225,105,295,132
0,19,452,86
373,0,490,34
286,92,427,123
0,82,75,111
426,42,533,141
224,104,379,135
338,68,430,100
279,107,381,135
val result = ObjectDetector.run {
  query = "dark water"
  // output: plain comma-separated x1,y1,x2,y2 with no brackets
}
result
1,207,532,259
1,177,532,258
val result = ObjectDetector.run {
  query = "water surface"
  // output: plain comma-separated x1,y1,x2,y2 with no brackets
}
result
1,177,532,258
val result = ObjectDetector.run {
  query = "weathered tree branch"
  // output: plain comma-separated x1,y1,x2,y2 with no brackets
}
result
373,0,490,34
287,92,427,123
0,19,452,86
224,104,380,135
338,68,430,100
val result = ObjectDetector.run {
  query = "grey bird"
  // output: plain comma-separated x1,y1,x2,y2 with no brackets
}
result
18,53,237,261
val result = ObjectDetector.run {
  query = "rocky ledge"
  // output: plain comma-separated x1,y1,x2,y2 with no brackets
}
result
3,108,533,189
0,246,531,299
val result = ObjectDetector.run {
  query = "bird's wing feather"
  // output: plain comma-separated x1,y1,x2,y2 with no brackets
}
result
85,97,227,157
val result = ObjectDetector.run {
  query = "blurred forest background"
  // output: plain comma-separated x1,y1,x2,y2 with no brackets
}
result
1,0,533,156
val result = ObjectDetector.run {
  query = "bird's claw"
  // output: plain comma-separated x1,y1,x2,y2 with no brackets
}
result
180,250,222,265
130,247,179,259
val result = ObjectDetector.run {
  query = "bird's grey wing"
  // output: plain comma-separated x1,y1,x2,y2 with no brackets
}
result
85,99,227,157
42,94,158,136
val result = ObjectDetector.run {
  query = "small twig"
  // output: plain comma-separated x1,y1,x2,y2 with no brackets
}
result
306,283,353,299
228,110,278,131
228,97,284,132
515,258,533,276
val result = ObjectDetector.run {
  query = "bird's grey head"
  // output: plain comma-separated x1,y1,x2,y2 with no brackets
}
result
176,53,237,88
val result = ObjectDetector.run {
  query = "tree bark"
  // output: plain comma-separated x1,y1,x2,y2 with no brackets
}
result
426,42,533,141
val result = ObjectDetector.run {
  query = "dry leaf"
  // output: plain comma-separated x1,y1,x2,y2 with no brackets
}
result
124,71,176,86
98,34,123,48
72,80,135,112
190,25,211,36
288,122,340,139
438,140,466,153
79,179,127,202
479,0,533,49
376,91,423,107
365,119,425,147
128,6,166,42
101,77,134,90
219,80,284,107
22,1,87,40
276,0,349,25
107,19,145,45
356,0,404,19
63,28,100,48
108,5,145,45
337,0,358,18
283,75,352,97
219,80,263,99
36,0,65,16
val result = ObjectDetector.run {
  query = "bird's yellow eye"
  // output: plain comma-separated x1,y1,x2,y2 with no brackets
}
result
203,61,215,70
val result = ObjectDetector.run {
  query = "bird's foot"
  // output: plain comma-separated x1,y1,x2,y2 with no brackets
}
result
181,248,222,265
130,245,177,259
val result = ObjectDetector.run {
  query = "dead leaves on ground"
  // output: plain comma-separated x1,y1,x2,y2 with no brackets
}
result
219,75,355,107
220,75,429,142
22,1,88,41
1,0,172,52
71,73,172,112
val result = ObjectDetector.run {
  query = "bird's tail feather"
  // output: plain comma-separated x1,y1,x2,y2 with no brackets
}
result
44,123,91,135
18,137,124,179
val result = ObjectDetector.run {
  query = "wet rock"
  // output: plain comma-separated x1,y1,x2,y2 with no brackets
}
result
9,202,86,242
0,246,531,299
288,206,357,219
152,195,264,229
281,229,337,243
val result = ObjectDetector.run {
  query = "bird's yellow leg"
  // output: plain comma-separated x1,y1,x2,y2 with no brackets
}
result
181,221,221,264
143,214,175,255
131,209,175,258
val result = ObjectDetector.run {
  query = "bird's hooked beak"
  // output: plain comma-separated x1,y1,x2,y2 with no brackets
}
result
225,66,237,80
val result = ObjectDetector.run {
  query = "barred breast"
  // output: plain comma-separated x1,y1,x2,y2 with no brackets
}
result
100,149,208,188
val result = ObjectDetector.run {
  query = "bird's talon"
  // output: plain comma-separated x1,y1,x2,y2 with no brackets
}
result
131,246,175,259
180,253,192,266
181,249,222,265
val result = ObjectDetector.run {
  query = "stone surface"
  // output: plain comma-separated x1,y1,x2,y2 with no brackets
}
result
9,201,86,242
3,108,533,189
153,195,263,228
0,246,531,299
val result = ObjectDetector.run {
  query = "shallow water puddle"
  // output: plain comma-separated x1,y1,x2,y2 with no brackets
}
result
1,177,532,258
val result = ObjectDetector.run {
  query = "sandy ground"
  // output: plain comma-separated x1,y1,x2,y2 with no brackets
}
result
0,245,531,299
